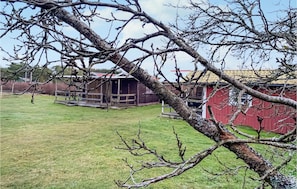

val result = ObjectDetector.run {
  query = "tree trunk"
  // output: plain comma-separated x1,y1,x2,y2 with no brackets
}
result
37,2,296,188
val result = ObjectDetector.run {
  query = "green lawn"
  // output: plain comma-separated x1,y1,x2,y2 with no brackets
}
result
0,94,294,188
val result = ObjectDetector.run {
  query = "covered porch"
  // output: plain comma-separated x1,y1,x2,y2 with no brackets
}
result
54,73,139,108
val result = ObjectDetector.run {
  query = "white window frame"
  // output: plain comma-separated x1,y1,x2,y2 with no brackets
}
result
229,87,252,107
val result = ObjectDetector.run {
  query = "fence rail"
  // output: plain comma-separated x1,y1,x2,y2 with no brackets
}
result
111,94,136,105
55,90,136,107
161,99,203,119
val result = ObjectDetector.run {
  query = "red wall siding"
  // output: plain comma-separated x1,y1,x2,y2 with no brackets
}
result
205,86,296,134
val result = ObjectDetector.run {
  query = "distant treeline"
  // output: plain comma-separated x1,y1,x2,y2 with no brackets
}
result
1,62,118,82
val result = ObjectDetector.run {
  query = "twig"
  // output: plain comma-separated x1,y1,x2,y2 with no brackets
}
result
172,126,186,162
207,105,225,134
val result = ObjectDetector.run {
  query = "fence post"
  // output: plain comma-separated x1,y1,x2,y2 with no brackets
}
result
55,79,58,101
12,82,15,94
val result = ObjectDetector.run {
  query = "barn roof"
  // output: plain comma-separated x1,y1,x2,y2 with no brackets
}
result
90,72,135,79
56,72,135,81
184,70,297,85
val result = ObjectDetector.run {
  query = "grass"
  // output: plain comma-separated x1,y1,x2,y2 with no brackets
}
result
0,94,295,188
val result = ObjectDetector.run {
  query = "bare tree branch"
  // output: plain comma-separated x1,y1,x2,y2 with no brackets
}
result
1,0,296,188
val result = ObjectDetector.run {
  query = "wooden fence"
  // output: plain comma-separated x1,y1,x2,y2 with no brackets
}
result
110,94,136,106
55,90,136,107
161,99,203,119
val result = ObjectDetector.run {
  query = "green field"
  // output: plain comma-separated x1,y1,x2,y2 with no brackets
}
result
0,94,295,188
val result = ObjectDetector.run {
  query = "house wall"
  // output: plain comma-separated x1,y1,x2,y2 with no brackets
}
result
120,79,137,94
137,82,159,104
205,86,296,134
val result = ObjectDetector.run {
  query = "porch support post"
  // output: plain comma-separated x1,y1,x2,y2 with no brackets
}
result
202,86,207,118
136,81,139,106
100,79,103,104
117,78,120,103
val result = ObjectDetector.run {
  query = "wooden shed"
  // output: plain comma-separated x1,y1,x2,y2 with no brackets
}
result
54,72,159,108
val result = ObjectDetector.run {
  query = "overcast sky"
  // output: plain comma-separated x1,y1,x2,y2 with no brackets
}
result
0,0,295,81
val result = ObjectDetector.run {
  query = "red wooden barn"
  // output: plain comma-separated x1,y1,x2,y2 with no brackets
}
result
182,70,296,134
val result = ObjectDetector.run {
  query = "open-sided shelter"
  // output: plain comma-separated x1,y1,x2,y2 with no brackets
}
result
54,72,159,108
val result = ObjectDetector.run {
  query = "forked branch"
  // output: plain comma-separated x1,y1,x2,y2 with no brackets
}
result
115,127,221,188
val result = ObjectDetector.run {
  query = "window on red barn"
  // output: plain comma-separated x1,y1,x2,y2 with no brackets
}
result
229,87,252,107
